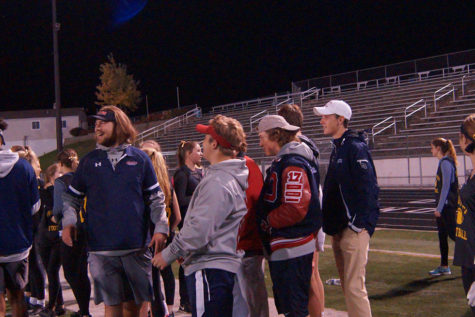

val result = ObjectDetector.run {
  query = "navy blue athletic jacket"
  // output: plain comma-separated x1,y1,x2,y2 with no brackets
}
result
66,146,166,252
0,154,40,256
257,141,322,260
322,130,380,236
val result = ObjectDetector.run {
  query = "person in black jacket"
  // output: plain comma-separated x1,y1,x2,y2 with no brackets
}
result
455,114,475,315
314,100,379,317
37,163,65,317
172,140,203,312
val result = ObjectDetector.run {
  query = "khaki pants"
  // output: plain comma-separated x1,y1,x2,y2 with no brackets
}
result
332,228,372,317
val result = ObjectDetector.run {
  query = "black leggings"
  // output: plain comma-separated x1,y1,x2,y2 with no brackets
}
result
179,265,189,307
37,238,63,309
28,243,45,301
462,266,475,316
436,217,450,266
151,266,167,317
161,265,175,306
60,227,90,315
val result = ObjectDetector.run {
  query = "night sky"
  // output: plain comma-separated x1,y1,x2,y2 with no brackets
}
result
1,1,474,114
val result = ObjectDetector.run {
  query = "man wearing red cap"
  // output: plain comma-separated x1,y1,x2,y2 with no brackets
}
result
152,115,249,316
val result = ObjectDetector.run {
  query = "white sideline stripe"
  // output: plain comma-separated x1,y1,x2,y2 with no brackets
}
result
195,270,205,317
323,244,453,259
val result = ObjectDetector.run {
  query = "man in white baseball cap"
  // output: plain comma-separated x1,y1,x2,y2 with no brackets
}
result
314,100,380,317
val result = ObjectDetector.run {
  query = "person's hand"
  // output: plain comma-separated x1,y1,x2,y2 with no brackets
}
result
434,211,441,218
151,252,168,270
51,216,57,224
62,225,76,247
149,233,167,254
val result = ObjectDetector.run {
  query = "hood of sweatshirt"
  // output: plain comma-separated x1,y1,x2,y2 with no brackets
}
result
333,129,368,148
277,141,316,164
206,158,249,192
0,150,19,178
299,134,320,160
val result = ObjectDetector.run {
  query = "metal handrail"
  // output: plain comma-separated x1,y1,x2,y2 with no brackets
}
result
136,106,201,144
301,87,319,101
211,87,317,113
462,74,472,96
274,98,292,113
249,109,269,133
433,83,455,112
404,99,426,128
372,116,397,143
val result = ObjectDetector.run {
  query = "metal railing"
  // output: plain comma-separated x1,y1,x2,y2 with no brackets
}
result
433,83,455,112
249,109,269,133
404,99,427,128
372,116,397,143
462,73,473,96
293,49,475,92
211,87,318,113
274,98,292,113
135,106,201,145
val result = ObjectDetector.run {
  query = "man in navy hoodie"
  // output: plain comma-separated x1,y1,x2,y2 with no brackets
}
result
314,100,379,317
0,119,40,317
62,106,168,317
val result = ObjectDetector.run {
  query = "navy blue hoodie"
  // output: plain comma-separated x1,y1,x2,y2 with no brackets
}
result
322,130,380,236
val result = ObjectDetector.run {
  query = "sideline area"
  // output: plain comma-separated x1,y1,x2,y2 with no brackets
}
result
6,229,472,316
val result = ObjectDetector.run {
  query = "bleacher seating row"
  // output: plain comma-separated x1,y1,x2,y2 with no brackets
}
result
140,63,474,170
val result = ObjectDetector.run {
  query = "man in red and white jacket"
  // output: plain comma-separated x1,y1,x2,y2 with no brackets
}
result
256,115,322,317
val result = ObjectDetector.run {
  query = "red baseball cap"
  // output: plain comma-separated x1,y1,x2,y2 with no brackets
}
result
196,124,233,149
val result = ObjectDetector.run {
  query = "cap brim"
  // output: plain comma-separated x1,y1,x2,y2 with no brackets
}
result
282,125,300,131
313,107,334,116
196,124,210,134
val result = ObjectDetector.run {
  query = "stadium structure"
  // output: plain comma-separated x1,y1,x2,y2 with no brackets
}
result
136,49,475,231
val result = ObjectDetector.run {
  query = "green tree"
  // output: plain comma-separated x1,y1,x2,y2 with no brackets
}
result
95,53,142,112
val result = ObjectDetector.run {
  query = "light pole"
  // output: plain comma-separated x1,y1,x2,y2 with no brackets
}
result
52,0,63,152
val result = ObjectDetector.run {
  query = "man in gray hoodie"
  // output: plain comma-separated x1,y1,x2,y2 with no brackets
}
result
153,114,249,317
0,119,40,317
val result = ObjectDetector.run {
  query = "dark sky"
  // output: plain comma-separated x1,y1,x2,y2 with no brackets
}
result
1,1,474,114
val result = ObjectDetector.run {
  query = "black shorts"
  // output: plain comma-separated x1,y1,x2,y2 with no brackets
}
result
0,259,29,293
269,253,313,317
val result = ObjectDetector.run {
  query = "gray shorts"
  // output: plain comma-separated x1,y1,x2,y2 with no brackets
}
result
88,249,153,306
0,259,28,293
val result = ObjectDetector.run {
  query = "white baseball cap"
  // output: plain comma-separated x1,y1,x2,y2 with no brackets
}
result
257,115,300,133
313,100,352,120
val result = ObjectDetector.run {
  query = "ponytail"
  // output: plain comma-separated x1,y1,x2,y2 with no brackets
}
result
176,141,197,168
431,137,458,165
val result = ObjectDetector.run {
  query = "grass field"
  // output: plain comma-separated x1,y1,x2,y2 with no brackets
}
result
172,229,470,316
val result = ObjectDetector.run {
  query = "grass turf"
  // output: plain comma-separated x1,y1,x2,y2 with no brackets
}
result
172,229,470,316
39,139,96,169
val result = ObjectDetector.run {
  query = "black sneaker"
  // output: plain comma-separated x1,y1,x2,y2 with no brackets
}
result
54,306,66,316
30,304,44,315
38,307,57,317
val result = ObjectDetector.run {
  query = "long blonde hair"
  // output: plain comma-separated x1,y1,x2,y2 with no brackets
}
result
142,147,171,206
11,145,41,177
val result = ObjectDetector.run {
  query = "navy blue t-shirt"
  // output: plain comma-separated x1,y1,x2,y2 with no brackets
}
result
0,158,40,255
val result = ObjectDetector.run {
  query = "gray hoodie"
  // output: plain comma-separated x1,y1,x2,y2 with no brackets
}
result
0,149,19,178
161,158,249,275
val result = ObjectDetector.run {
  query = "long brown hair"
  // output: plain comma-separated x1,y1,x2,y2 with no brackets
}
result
142,147,171,206
177,141,198,167
431,138,458,165
99,105,137,144
44,163,59,185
